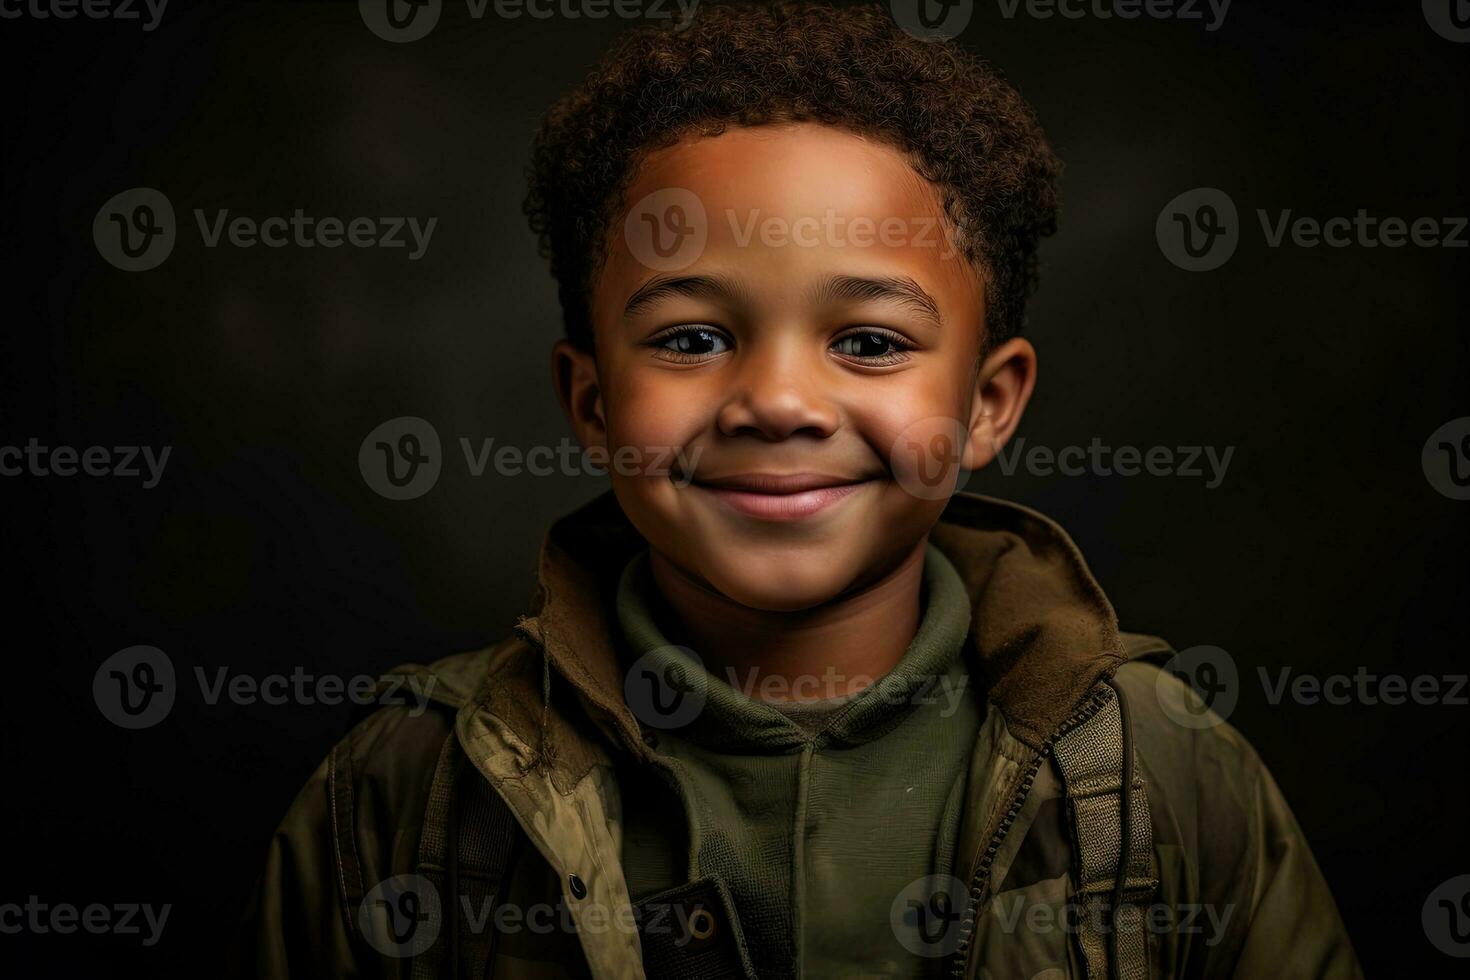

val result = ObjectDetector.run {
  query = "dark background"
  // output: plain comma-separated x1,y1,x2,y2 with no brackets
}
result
2,0,1466,974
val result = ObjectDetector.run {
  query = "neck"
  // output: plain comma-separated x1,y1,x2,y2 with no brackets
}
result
646,538,929,702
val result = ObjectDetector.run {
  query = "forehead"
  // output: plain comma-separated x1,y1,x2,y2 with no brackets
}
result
635,122,938,224
595,122,982,321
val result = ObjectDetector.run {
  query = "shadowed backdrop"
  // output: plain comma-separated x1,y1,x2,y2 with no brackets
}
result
1,0,1466,973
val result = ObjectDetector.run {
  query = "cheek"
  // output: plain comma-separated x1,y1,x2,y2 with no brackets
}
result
599,364,714,501
853,365,975,506
603,367,709,453
856,367,972,463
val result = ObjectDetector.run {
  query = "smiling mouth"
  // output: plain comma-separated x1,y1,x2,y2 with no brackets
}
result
687,472,872,520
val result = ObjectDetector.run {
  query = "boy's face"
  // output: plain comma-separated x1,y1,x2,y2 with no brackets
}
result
556,123,1035,611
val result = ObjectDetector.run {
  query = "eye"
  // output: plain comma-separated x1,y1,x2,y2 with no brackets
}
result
647,325,732,363
830,328,913,365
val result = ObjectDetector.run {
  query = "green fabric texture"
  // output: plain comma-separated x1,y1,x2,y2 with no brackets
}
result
764,692,859,733
235,491,1364,980
615,543,984,980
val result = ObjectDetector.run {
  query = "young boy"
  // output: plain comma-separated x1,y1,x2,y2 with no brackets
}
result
237,3,1361,977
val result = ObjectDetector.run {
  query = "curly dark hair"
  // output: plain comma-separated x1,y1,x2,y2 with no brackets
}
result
523,0,1060,352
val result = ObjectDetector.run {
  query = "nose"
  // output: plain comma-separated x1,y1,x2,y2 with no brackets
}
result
714,341,840,442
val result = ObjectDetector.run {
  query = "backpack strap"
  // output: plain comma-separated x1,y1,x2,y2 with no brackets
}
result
328,738,368,938
1052,682,1159,980
412,732,522,980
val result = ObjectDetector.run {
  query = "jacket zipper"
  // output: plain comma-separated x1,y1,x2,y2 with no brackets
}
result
947,686,1114,978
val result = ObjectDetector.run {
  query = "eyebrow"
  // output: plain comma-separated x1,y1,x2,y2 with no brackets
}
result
621,272,943,330
810,274,943,330
622,274,755,319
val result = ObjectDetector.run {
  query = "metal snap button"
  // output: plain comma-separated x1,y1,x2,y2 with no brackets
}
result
688,906,717,940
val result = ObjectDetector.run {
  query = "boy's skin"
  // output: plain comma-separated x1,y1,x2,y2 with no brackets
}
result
555,121,1036,695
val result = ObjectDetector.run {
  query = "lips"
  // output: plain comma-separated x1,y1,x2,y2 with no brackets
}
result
689,472,870,520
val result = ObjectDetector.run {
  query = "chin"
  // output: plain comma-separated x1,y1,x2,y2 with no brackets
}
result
698,549,857,612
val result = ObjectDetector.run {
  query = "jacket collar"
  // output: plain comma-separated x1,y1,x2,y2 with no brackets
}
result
509,489,1123,756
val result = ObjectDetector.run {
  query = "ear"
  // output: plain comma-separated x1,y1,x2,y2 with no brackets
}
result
961,337,1038,470
551,339,608,453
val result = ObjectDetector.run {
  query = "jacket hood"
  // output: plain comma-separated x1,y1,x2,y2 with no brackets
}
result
507,489,1123,757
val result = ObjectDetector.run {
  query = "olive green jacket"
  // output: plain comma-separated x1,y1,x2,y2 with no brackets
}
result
234,490,1362,979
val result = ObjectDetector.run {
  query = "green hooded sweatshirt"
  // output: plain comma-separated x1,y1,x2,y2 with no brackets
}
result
615,544,981,978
